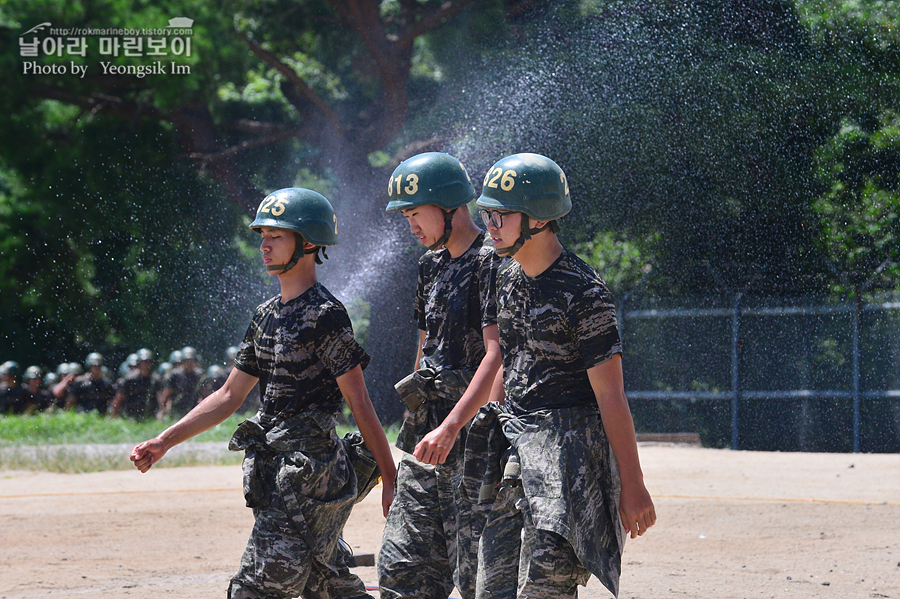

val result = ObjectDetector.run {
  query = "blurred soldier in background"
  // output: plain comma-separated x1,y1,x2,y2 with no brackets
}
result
119,353,139,379
22,366,53,413
43,370,59,395
225,345,239,365
158,346,203,418
51,362,76,407
110,348,159,419
168,350,183,370
66,352,115,415
196,363,227,399
0,361,26,414
0,360,16,391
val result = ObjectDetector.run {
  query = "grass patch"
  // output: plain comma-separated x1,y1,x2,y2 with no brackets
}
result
0,411,400,473
0,411,243,446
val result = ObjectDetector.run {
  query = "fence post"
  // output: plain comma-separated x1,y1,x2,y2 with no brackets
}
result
731,293,742,450
852,296,861,453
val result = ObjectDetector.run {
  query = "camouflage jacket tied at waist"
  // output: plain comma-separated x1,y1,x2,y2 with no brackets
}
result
463,402,626,597
228,409,349,509
228,410,362,575
394,367,475,459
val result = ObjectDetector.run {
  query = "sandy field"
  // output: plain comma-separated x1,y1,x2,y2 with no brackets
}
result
1,443,898,599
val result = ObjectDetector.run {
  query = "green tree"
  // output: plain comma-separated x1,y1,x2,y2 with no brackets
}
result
799,0,900,293
813,112,900,293
0,0,490,421
2,0,900,430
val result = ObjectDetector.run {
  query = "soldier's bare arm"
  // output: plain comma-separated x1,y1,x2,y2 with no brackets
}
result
336,365,397,517
588,355,657,538
130,368,257,473
413,324,501,465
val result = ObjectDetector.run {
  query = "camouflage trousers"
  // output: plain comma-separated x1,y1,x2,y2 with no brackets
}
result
475,459,589,599
227,414,373,599
378,452,469,599
379,368,478,599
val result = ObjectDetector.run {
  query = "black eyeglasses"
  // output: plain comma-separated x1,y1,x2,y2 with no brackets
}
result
479,209,507,229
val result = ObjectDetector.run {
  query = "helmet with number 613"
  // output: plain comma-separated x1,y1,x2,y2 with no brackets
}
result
476,153,571,221
385,152,475,213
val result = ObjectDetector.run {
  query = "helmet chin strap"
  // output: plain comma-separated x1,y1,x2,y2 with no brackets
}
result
494,218,558,257
266,233,326,273
428,208,458,251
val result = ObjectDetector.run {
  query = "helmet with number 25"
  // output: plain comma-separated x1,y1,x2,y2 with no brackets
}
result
250,187,338,272
250,187,338,246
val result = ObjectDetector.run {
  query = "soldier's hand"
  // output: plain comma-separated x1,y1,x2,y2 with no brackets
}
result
130,438,167,473
380,475,395,517
619,483,656,539
413,425,457,465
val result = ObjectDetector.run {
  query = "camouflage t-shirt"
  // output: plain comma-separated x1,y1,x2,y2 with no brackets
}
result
415,232,500,372
114,370,159,419
69,374,115,415
235,283,370,426
164,364,204,416
497,250,622,413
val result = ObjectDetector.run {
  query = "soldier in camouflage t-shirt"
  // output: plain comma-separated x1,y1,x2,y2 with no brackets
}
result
158,346,204,418
131,188,396,599
380,153,502,599
110,349,159,419
473,154,656,599
65,353,114,415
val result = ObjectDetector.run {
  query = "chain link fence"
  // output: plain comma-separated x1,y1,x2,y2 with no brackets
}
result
620,293,900,453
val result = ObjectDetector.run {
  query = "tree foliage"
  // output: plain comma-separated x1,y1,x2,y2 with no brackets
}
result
813,111,900,293
0,0,898,425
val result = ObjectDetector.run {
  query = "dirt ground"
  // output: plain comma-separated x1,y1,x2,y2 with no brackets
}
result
1,444,898,599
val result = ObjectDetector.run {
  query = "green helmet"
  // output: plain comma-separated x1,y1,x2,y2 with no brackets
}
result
86,352,104,367
181,346,199,362
44,371,59,387
476,153,571,221
386,153,475,250
251,188,338,271
24,366,42,381
1,361,20,377
120,355,136,377
385,152,475,212
476,153,571,256
250,188,338,246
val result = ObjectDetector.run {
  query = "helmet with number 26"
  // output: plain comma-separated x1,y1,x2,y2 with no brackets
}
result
476,153,571,221
476,153,571,257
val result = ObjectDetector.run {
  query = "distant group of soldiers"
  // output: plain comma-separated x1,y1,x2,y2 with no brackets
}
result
0,346,259,419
